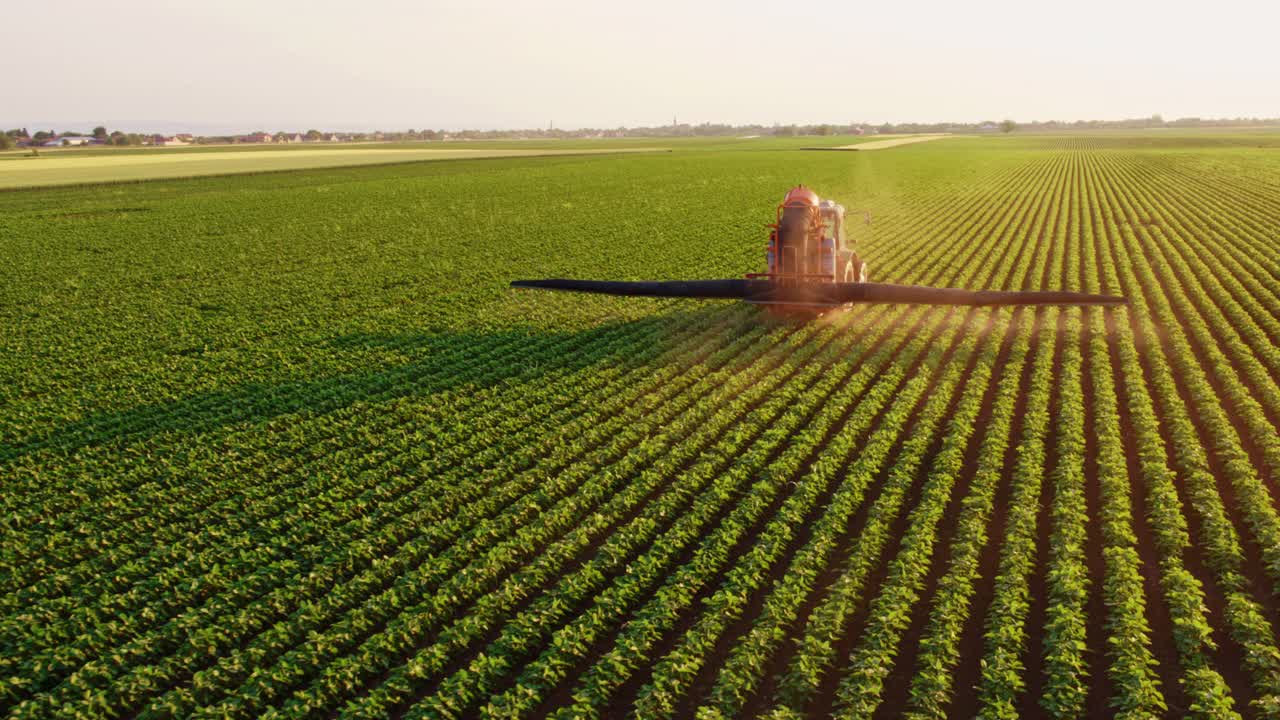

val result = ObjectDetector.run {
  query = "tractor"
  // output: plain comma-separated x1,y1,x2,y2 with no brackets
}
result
754,185,868,286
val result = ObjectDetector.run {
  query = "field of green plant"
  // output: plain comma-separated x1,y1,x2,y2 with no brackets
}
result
2,130,1279,719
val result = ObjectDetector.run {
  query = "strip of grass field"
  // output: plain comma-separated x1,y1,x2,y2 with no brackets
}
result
0,147,664,188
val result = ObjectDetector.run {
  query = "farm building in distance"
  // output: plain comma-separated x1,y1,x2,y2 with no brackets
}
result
41,135,96,147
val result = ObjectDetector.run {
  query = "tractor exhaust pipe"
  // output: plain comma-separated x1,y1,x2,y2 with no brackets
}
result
511,278,1126,307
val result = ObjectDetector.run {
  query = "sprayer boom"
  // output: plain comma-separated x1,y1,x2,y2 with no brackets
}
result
511,185,1126,312
511,278,1125,307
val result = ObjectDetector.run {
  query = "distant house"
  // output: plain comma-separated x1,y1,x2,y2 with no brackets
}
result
43,135,93,147
176,133,194,142
240,132,274,143
977,122,999,132
326,134,343,142
289,133,304,143
153,135,190,146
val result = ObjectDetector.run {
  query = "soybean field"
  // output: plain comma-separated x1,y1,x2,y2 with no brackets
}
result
3,131,1280,719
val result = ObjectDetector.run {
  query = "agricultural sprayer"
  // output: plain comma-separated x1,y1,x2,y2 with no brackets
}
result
513,186,1125,312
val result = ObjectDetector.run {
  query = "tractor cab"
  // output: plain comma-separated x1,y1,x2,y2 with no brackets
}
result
752,186,868,285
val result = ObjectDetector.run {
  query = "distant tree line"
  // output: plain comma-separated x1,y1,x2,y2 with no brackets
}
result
351,115,1280,139
5,115,1277,151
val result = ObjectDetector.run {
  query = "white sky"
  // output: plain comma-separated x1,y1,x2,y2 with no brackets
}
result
4,0,1277,132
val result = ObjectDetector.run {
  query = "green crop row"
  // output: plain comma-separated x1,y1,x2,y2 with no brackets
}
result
1086,153,1280,716
329,308,892,719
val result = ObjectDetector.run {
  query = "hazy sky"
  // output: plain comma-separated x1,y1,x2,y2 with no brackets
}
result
5,0,1277,132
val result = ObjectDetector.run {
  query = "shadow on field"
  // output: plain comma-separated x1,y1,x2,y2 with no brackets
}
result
2,305,760,461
